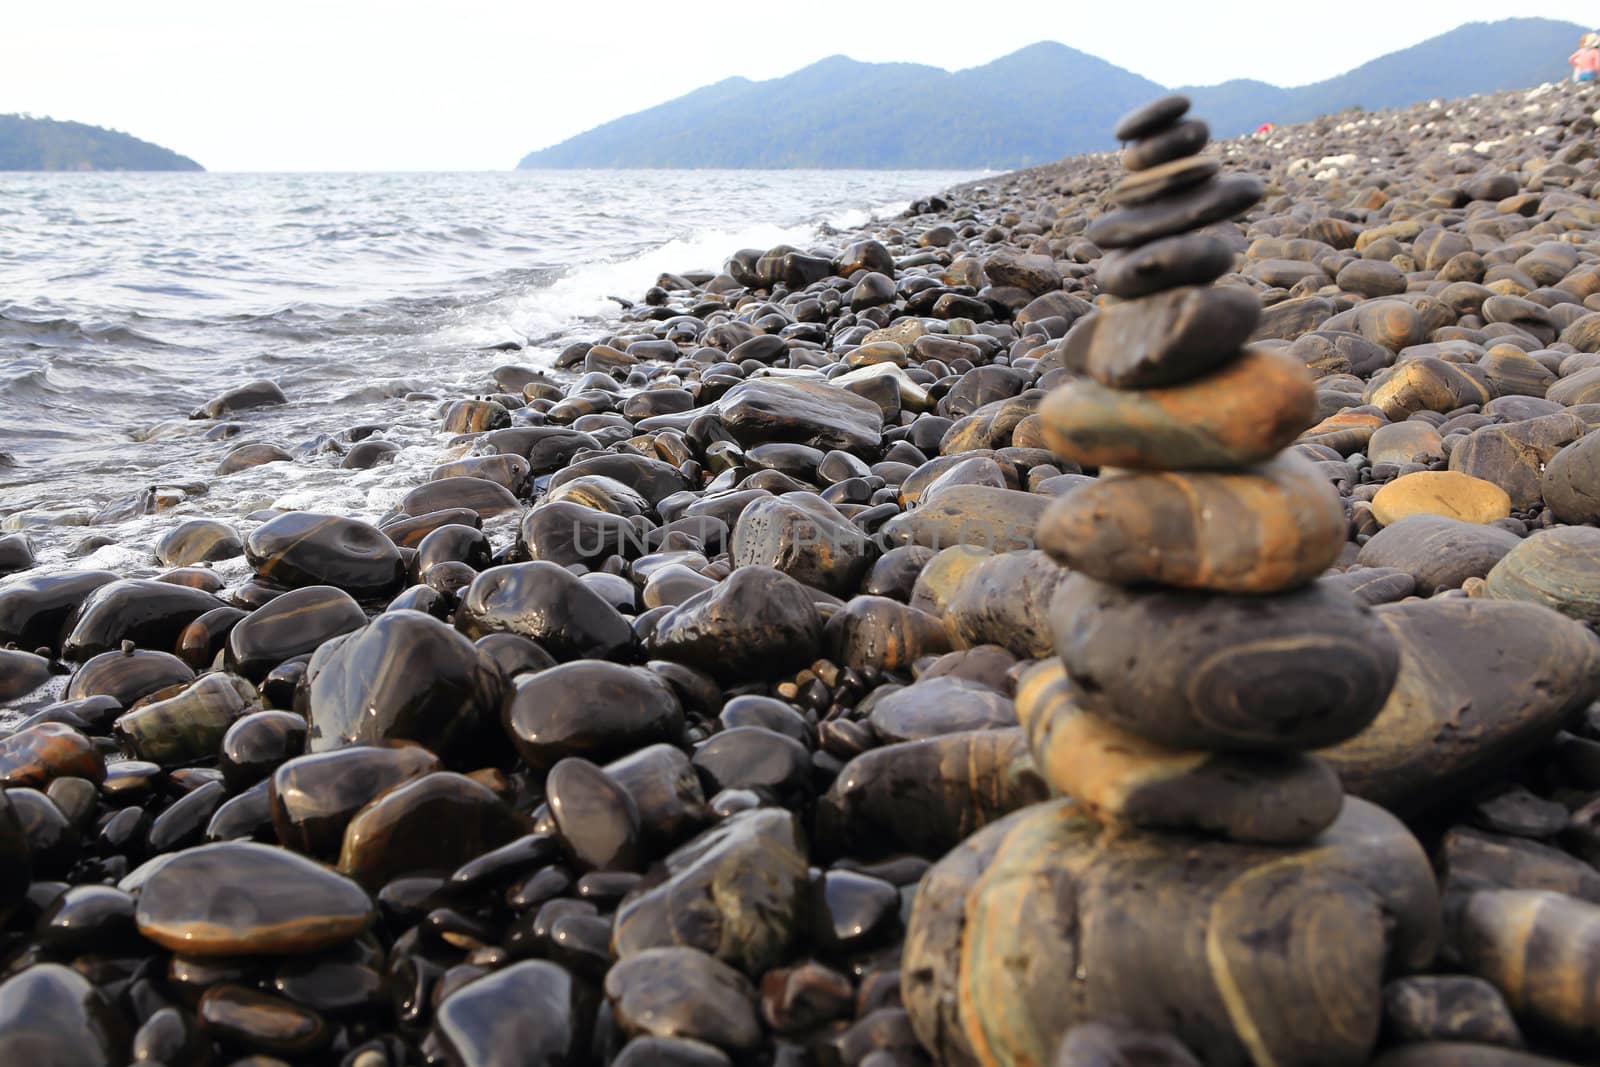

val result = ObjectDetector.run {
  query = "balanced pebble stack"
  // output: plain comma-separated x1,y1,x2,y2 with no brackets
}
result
902,96,1444,1067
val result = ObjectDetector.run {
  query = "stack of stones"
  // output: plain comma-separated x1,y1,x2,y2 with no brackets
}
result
901,96,1444,1067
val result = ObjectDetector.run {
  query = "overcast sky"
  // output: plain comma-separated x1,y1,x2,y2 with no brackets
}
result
5,2,1594,171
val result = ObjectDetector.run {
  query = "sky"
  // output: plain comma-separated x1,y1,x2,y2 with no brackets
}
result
4,1,1596,172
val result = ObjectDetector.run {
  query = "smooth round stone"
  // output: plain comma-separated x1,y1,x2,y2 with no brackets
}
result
604,744,711,859
1355,515,1521,594
1097,234,1238,300
1449,413,1588,509
718,696,810,745
729,493,871,596
432,960,586,1067
1084,174,1263,249
1299,408,1384,455
811,868,899,953
270,939,384,1015
455,561,633,661
134,841,375,955
1292,331,1393,379
224,585,366,682
1121,117,1208,171
938,393,1041,455
1481,347,1557,398
0,722,105,787
1318,566,1417,606
1549,366,1600,406
0,570,118,654
1041,346,1315,470
113,671,258,767
148,778,228,852
942,550,1068,659
1113,154,1218,206
548,452,692,506
270,745,441,861
814,730,1047,860
714,377,884,454
1113,93,1189,141
243,512,404,599
1060,285,1259,389
691,727,810,803
1542,428,1600,523
1382,975,1524,1049
156,519,244,566
1336,259,1406,298
640,564,717,609
605,947,761,1053
904,455,1010,507
1368,422,1444,466
1458,890,1600,1044
34,884,137,955
504,661,683,772
544,474,650,519
217,443,293,475
546,757,640,872
1363,357,1493,419
441,398,511,434
0,963,127,1066
198,983,327,1055
1321,598,1600,816
0,790,29,917
398,476,521,520
301,609,501,759
902,798,1438,1067
614,1037,732,1067
61,578,224,661
1325,300,1428,353
337,771,530,889
1371,471,1512,526
380,507,481,549
219,711,308,792
613,808,809,974
645,566,822,683
1017,661,1342,844
473,632,556,681
0,533,33,577
867,677,1016,743
191,379,286,418
416,523,493,572
12,787,78,875
518,500,639,569
177,605,249,669
1038,455,1345,595
1485,526,1600,624
1051,573,1399,752
207,780,275,842
341,438,400,469
824,595,949,673
880,485,1048,554
0,649,50,703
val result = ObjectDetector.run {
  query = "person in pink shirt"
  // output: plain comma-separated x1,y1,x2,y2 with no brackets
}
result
1570,33,1600,83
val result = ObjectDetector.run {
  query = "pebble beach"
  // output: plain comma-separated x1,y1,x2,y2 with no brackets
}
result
4,79,1600,1066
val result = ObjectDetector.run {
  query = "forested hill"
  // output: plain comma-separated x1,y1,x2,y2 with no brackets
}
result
517,17,1584,169
0,115,203,172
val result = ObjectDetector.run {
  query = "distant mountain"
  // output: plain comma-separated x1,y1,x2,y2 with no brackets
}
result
0,115,203,172
517,18,1584,170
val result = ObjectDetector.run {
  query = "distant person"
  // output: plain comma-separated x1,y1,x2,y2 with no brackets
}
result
1570,33,1600,84
1254,122,1275,137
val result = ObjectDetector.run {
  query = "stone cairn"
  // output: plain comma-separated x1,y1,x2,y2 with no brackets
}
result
902,96,1444,1066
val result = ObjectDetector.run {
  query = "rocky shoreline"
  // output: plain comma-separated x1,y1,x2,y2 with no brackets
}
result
4,80,1600,1066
